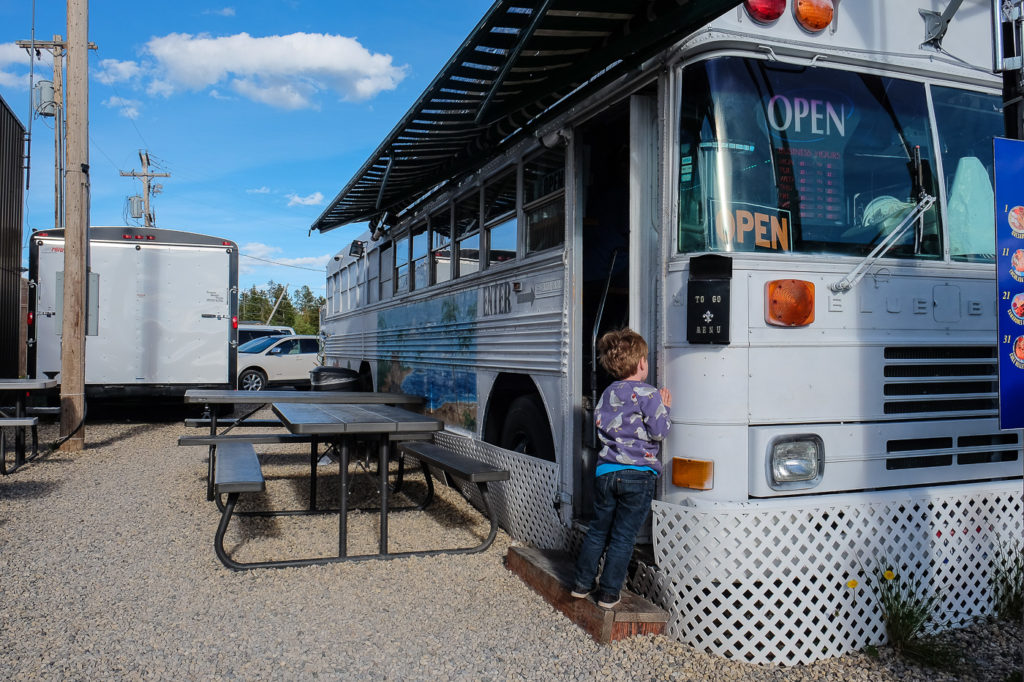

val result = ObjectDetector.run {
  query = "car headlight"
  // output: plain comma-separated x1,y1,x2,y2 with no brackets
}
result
768,435,824,490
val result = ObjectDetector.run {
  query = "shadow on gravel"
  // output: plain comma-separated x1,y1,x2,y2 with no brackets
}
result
85,422,167,448
0,478,62,502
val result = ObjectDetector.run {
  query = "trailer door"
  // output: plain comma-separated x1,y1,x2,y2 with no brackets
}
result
136,244,232,383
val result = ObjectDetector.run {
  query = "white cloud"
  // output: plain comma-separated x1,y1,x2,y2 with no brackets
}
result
94,59,141,85
286,191,324,207
0,42,37,89
103,95,141,119
204,7,236,16
246,186,270,194
143,32,406,109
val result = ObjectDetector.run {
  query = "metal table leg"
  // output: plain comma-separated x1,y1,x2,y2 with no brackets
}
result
14,391,26,469
338,438,349,558
206,404,218,501
379,434,389,556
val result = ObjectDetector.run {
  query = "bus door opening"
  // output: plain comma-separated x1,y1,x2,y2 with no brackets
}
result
577,102,631,517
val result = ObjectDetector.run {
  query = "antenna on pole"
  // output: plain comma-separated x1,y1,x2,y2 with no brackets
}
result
119,150,169,227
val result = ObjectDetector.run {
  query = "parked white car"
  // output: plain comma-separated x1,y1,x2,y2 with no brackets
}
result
237,335,320,391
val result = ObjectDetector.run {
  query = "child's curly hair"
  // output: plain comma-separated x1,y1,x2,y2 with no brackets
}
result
597,328,648,380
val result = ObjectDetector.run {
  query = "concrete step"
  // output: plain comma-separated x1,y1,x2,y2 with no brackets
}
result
506,545,668,643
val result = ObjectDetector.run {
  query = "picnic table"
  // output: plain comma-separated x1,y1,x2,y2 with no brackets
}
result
182,389,423,501
0,378,57,474
212,402,443,569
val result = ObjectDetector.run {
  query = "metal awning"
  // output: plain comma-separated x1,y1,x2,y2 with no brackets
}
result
311,0,741,233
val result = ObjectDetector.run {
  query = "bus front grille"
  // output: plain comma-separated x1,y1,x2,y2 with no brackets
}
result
882,346,997,416
885,432,1019,470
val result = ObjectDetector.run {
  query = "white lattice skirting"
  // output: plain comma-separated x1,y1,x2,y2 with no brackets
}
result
636,481,1023,666
433,431,569,550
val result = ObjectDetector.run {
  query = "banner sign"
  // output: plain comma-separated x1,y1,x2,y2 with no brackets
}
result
994,137,1024,430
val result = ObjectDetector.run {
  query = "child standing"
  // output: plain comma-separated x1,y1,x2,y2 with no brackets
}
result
572,328,672,608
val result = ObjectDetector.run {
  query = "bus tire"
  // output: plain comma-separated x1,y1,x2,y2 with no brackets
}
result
500,394,556,462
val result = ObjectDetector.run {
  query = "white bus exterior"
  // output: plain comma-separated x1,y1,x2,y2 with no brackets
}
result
318,0,1021,664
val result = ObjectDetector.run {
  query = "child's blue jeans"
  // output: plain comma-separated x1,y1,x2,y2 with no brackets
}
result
573,468,657,598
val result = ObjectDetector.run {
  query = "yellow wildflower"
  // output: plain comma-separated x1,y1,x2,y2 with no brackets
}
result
883,570,896,581
847,579,858,589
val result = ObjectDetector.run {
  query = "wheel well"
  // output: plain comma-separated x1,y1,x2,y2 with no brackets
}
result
483,373,551,445
358,361,373,391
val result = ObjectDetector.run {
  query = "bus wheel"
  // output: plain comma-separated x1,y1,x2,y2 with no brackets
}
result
500,395,555,462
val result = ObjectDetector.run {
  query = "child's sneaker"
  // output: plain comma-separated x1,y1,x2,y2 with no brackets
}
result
597,592,621,609
570,584,594,599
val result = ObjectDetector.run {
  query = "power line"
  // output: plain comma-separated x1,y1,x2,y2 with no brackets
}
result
240,252,326,272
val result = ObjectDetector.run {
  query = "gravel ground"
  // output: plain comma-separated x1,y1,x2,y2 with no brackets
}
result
1,410,1021,680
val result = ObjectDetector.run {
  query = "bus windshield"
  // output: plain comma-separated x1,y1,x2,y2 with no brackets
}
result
678,57,1001,261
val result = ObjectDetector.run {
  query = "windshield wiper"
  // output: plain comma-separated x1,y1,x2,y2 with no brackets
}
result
829,190,935,292
830,146,935,293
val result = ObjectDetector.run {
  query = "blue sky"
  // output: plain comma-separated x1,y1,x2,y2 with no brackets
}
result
0,1,490,294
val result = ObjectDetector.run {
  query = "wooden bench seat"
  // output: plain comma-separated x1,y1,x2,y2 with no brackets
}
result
398,440,510,555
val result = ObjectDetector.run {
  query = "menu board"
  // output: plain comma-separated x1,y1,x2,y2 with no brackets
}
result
994,136,1024,430
774,146,843,222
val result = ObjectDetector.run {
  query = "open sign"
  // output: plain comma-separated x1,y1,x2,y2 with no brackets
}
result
713,202,792,252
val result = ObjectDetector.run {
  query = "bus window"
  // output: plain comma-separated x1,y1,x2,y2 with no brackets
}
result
485,170,517,265
339,267,348,312
524,147,566,253
394,233,410,293
367,247,380,305
932,86,1002,262
678,57,942,260
411,221,428,290
455,191,481,276
431,206,452,284
380,242,394,300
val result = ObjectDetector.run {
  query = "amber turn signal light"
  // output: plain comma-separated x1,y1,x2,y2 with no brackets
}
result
794,0,834,32
766,279,815,327
672,458,714,491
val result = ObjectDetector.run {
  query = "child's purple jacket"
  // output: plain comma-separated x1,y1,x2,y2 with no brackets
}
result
594,379,672,474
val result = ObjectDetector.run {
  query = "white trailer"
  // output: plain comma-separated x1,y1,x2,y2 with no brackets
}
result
28,226,239,397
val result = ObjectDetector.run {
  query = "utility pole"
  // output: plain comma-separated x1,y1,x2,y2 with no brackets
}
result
60,0,88,452
17,35,68,229
120,150,169,227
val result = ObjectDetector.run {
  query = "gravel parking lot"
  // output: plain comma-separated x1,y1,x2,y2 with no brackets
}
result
0,410,1020,680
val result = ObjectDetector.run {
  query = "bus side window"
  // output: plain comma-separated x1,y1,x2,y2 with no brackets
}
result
394,232,410,293
524,147,565,253
367,246,380,304
485,170,517,266
455,190,481,277
432,205,452,284
380,243,394,300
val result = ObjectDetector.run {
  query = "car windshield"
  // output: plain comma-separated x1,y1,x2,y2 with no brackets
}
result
238,336,284,353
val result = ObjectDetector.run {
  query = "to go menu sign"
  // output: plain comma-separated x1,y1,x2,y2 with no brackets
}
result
994,137,1024,430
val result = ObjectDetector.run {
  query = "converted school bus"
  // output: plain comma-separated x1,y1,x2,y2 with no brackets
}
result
313,0,1022,664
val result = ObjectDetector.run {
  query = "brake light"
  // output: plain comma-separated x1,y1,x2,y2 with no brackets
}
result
27,311,33,325
794,0,833,32
766,279,815,327
231,316,238,329
745,0,786,24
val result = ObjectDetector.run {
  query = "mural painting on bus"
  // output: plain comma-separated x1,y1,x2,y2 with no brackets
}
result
376,290,478,430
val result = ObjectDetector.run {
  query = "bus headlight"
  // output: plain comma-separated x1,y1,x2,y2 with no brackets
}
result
768,435,824,489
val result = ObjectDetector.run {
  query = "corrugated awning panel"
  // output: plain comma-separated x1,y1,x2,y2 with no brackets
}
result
311,0,741,233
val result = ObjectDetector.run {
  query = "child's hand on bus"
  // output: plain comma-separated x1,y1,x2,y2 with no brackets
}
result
660,387,672,408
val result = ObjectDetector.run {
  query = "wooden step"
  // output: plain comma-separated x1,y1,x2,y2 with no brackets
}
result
506,545,668,643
